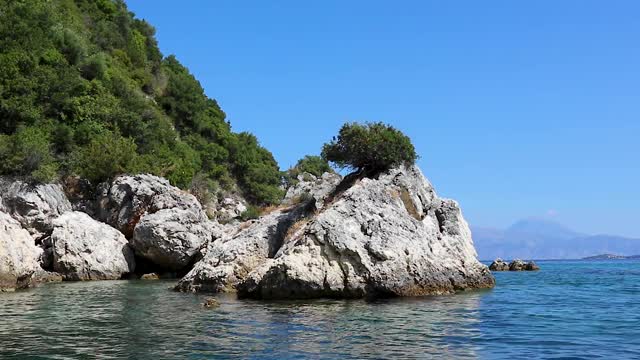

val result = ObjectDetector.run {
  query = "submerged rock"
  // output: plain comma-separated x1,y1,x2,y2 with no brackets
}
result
0,179,72,239
51,212,135,280
489,258,510,271
0,212,60,291
176,205,310,293
202,298,220,309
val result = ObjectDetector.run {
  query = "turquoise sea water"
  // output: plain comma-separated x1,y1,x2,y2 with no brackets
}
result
1,260,639,359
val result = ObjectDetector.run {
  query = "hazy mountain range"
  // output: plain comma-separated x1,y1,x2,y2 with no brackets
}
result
472,218,640,260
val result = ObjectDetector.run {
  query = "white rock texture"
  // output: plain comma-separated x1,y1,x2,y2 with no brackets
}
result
51,212,135,280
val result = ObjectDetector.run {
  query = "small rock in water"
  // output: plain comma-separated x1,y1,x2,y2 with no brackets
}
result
525,261,540,271
140,273,160,280
202,298,220,309
489,258,509,271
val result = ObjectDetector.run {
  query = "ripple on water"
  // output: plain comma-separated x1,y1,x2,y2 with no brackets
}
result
1,261,640,359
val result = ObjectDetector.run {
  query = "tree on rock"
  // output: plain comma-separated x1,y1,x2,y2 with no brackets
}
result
321,122,418,174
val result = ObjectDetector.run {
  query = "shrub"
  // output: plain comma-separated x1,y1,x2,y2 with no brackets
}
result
292,155,333,177
71,131,138,183
0,126,59,182
321,122,417,173
239,205,261,221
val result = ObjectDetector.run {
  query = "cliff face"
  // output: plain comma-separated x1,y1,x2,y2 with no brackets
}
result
180,166,494,299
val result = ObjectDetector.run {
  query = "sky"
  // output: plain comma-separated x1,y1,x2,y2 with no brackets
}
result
128,1,640,237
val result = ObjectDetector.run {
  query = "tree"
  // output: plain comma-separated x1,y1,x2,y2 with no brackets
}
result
291,155,334,177
321,122,417,174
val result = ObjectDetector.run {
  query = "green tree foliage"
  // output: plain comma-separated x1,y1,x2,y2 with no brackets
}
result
0,0,283,205
291,155,334,177
322,122,418,174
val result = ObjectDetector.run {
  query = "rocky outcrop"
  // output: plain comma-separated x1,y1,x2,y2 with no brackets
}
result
489,258,509,271
96,174,213,270
96,174,207,238
0,179,71,239
50,212,135,280
238,166,494,299
490,259,540,271
0,212,60,291
283,172,342,209
131,209,213,271
176,205,311,293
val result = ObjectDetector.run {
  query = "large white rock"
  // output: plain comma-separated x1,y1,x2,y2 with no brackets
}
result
97,174,207,238
51,212,135,280
96,174,213,270
0,179,72,239
176,206,309,293
238,166,494,299
131,208,213,271
0,212,60,291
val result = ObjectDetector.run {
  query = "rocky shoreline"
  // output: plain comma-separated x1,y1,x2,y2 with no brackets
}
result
1,166,494,298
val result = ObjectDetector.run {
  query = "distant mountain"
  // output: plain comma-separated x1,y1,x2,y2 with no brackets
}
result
582,254,640,260
472,218,640,260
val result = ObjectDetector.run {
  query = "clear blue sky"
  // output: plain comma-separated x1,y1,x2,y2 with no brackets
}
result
128,1,639,237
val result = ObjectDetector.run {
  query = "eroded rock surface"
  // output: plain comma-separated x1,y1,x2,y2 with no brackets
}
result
51,212,135,280
132,208,213,271
0,179,71,239
176,205,310,293
283,172,342,209
96,174,207,238
239,166,494,299
0,212,60,291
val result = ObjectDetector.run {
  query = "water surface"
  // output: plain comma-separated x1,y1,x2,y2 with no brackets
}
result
1,260,639,359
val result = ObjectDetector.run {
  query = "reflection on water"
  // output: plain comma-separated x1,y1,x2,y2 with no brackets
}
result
2,261,640,359
0,281,483,359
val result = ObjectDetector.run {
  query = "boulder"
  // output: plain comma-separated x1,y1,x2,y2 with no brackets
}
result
176,205,310,293
283,172,342,209
96,174,207,238
237,165,494,299
0,212,60,291
489,258,509,271
0,178,72,239
51,212,135,280
525,261,540,271
508,259,526,271
131,208,213,271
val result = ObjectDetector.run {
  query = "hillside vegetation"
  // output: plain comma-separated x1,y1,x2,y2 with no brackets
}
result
0,0,282,205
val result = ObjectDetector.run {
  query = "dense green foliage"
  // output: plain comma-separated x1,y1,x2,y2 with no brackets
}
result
322,122,418,173
0,0,282,204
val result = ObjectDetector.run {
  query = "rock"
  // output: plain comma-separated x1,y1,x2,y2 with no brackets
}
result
176,205,310,293
525,261,540,271
0,178,72,239
214,197,248,223
50,212,135,281
202,298,220,309
96,174,214,271
489,258,509,271
508,259,526,271
237,165,494,300
97,174,207,238
140,273,160,280
283,172,342,209
131,208,213,271
0,212,60,291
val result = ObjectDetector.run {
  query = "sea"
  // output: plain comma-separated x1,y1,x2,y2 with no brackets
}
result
1,260,638,359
